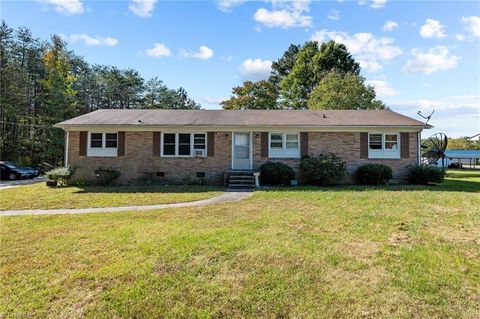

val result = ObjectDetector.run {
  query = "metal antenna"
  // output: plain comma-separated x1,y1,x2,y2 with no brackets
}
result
417,110,435,127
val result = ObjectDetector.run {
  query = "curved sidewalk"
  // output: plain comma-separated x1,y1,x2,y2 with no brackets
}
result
0,191,253,216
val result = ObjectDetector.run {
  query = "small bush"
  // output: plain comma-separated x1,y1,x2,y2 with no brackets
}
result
45,166,75,186
95,167,122,186
300,153,347,185
356,164,393,185
407,165,446,185
259,162,295,186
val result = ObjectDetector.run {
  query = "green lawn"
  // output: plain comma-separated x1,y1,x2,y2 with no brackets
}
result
0,184,223,210
1,170,479,318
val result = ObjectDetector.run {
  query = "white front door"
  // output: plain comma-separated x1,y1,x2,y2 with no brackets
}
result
232,132,251,170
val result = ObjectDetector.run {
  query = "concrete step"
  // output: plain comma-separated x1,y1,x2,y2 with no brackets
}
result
229,179,254,184
228,183,255,188
229,175,254,180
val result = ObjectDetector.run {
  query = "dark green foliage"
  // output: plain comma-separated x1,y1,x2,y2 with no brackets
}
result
300,154,347,185
94,167,122,186
259,162,295,186
408,165,446,185
0,22,200,167
45,166,75,186
356,164,393,185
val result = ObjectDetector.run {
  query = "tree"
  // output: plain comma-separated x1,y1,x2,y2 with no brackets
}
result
279,40,361,109
447,137,480,150
221,80,278,110
307,72,385,110
0,22,202,167
269,44,300,88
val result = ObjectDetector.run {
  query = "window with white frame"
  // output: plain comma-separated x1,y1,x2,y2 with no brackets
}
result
269,132,300,158
161,133,207,157
87,132,118,157
368,133,400,159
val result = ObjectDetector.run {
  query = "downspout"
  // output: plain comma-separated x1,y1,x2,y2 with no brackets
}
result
64,129,69,167
417,132,421,166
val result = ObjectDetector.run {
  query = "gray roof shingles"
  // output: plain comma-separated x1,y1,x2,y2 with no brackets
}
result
55,109,426,127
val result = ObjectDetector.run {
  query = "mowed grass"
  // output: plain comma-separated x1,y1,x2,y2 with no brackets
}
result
1,170,479,318
0,184,223,210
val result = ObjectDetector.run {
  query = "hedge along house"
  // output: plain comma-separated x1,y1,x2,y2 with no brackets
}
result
54,109,427,186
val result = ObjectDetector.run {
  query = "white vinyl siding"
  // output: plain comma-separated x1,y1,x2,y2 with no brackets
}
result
87,132,118,157
268,132,300,158
161,132,207,157
368,132,400,159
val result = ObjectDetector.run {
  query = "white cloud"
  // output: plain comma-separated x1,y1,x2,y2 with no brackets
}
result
420,19,446,39
357,60,383,73
311,29,403,73
461,16,480,38
239,58,272,81
358,0,387,9
371,0,387,9
455,34,466,41
402,46,459,74
65,34,118,46
129,0,157,17
145,43,171,58
217,0,245,12
254,0,312,29
182,45,214,60
392,96,480,112
328,10,340,21
365,80,399,97
202,96,227,104
391,96,480,137
382,20,398,32
37,0,84,15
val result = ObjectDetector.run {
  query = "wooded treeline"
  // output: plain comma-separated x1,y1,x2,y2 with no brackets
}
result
0,22,199,166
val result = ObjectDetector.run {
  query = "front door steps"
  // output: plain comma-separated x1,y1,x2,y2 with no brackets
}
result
225,170,255,192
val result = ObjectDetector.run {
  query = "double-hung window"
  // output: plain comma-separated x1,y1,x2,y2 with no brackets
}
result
88,132,118,157
161,133,207,157
368,133,400,159
269,132,300,158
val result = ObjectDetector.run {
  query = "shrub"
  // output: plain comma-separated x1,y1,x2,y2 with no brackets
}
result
95,167,122,186
259,162,295,186
300,153,346,185
45,166,75,186
407,165,446,185
356,164,393,185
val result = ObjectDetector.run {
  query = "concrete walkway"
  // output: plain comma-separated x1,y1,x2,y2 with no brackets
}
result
0,191,253,216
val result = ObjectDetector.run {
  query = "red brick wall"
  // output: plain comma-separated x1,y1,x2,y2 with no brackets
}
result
67,130,419,184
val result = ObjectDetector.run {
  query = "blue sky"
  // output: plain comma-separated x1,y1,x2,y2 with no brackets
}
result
2,0,479,137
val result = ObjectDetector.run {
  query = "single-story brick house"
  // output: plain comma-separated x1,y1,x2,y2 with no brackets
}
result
55,109,427,185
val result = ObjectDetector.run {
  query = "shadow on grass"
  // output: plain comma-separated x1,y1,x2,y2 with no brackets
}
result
72,185,225,194
260,179,480,193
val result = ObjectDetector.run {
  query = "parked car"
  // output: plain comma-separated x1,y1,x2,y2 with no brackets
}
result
0,161,40,180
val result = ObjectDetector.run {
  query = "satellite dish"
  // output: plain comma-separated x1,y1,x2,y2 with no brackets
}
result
421,133,448,167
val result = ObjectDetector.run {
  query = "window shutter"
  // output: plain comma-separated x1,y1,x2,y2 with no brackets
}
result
300,132,308,157
260,132,268,158
401,132,410,158
153,132,161,156
117,132,125,157
207,132,215,157
360,132,368,159
79,131,87,156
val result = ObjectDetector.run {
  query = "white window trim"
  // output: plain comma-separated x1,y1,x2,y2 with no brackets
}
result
268,132,300,159
87,132,118,157
368,132,400,159
160,132,207,157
